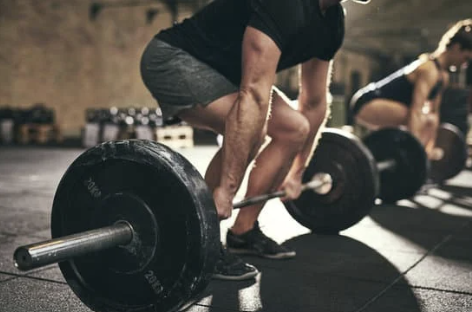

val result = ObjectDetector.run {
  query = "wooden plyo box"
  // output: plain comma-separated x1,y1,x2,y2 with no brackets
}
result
155,125,194,149
17,123,62,144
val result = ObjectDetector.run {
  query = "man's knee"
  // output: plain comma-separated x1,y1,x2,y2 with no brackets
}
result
273,113,310,145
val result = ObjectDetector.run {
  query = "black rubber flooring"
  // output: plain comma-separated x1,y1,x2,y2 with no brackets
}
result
0,146,471,312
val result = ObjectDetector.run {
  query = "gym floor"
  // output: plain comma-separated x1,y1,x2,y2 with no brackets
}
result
0,145,471,312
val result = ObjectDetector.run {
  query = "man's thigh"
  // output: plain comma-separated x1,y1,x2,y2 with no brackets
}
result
141,38,238,122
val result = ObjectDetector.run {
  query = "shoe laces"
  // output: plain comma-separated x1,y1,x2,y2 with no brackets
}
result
250,224,279,247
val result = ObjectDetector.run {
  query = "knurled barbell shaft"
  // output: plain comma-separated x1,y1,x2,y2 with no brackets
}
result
234,157,393,210
376,158,396,172
233,176,329,209
14,222,133,271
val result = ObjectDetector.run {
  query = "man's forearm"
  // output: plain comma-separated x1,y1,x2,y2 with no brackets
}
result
219,91,269,195
288,102,328,178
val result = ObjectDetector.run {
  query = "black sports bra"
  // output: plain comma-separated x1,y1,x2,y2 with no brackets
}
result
350,57,445,115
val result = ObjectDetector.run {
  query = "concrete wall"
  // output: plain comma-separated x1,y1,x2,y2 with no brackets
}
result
0,0,193,137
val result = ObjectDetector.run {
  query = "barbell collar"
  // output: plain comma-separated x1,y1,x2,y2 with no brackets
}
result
308,173,333,195
14,222,134,271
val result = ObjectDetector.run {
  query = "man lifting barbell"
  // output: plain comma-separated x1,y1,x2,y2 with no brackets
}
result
350,19,472,161
141,0,371,280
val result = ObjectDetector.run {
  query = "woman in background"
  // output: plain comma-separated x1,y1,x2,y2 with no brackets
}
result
351,19,472,159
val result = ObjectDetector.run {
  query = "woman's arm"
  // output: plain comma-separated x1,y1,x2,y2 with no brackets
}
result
424,71,449,159
408,62,440,146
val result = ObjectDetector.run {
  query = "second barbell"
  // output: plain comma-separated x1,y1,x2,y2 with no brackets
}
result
283,127,428,234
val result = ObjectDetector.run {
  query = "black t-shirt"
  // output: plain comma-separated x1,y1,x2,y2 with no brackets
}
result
157,0,345,85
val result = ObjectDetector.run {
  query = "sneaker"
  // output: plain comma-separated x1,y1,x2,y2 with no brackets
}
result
212,244,259,281
226,222,296,259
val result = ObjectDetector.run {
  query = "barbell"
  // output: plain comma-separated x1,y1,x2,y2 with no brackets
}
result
284,127,428,231
287,121,467,230
12,127,432,312
429,123,468,183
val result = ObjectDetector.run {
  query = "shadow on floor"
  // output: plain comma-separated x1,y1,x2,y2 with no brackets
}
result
190,234,421,312
371,184,472,262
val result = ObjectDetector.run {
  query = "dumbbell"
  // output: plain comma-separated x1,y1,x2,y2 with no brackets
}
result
148,108,164,128
135,107,151,126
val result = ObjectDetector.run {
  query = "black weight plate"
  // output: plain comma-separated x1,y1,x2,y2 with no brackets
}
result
284,129,378,234
440,88,470,136
51,140,219,312
430,123,468,183
90,193,160,275
363,128,428,203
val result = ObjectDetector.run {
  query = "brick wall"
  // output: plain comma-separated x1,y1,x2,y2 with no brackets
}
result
0,0,193,137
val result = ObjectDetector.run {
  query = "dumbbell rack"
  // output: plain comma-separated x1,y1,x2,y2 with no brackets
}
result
83,107,194,149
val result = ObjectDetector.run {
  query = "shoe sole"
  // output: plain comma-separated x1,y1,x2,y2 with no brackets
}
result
212,270,259,281
228,248,296,260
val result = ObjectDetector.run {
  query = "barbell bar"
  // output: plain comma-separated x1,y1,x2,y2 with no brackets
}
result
15,222,134,271
233,175,333,208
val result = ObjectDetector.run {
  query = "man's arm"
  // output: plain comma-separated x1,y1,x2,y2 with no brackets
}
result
215,26,281,217
286,58,332,179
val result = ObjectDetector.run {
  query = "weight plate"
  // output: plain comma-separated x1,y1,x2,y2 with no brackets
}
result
363,128,428,203
284,129,378,234
430,123,468,183
51,140,219,312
